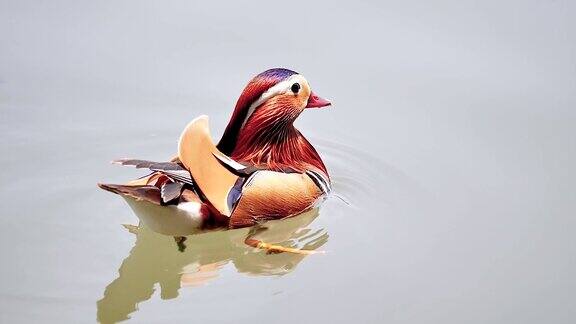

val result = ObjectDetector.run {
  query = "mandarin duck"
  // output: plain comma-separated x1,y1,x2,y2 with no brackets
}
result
99,68,331,254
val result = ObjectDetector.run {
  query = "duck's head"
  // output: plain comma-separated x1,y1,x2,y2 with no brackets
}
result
217,68,330,155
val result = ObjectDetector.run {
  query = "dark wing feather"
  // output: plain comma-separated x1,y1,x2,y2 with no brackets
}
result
211,153,263,176
161,181,184,203
112,159,161,169
211,153,300,176
112,158,194,185
113,159,184,170
98,183,162,205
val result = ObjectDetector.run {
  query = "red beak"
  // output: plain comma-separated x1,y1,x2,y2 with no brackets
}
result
306,91,331,108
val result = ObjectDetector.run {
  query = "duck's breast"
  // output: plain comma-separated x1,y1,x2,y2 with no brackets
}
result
228,170,325,228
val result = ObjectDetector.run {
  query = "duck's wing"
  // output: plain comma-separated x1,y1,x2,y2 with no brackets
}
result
178,115,239,217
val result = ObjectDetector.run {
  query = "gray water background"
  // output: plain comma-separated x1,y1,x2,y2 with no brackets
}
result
1,0,575,323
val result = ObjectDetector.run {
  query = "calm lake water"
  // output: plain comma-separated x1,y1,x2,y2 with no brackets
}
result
1,1,575,323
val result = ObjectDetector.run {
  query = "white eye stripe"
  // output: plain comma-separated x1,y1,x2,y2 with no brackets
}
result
240,75,307,129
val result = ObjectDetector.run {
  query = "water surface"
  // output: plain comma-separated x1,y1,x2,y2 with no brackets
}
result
1,1,575,323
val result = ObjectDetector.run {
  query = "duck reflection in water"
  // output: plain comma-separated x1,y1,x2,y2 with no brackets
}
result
97,208,328,323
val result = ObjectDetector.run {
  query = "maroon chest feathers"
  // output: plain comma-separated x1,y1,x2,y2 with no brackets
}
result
225,97,327,176
232,123,328,175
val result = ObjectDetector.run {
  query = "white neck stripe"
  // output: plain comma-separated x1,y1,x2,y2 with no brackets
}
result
240,74,304,129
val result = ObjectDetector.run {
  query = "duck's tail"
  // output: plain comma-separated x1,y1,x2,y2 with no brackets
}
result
101,183,218,235
98,183,164,205
98,160,190,206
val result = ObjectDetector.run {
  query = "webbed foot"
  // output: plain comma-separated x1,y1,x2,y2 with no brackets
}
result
174,236,187,252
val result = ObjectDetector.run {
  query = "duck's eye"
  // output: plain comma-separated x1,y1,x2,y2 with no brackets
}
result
291,83,300,94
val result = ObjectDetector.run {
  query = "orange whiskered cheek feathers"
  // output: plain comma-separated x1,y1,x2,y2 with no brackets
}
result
240,96,302,132
261,95,305,119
